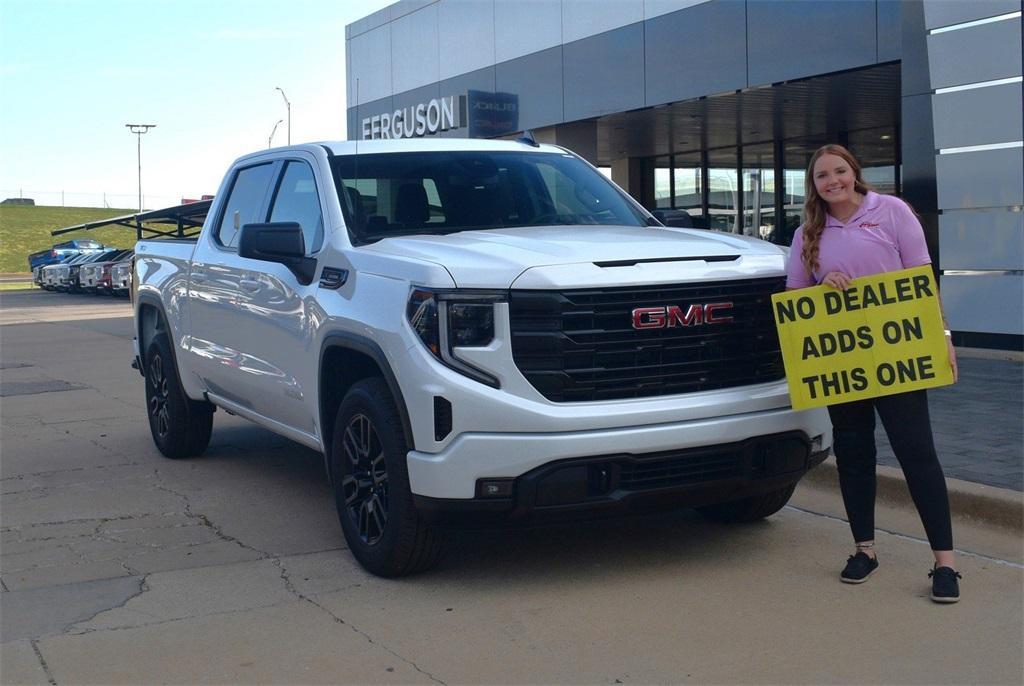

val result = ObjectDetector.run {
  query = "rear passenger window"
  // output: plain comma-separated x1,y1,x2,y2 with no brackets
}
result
268,161,324,254
216,163,275,248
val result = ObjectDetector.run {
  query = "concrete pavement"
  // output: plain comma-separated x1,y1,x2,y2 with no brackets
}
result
1,291,1022,684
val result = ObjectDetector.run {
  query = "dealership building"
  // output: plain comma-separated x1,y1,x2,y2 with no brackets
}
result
346,0,1023,349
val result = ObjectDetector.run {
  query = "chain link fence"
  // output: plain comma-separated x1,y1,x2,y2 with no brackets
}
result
0,189,186,210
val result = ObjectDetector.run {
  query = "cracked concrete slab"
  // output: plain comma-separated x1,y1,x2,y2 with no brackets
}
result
0,479,184,528
0,420,138,479
2,560,133,592
276,550,366,598
0,639,51,685
4,299,1022,684
72,559,298,632
305,510,1024,685
1,575,144,642
0,379,89,397
37,600,437,685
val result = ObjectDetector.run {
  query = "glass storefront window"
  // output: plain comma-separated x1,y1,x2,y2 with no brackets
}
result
673,152,702,219
742,143,775,241
654,157,672,209
639,126,898,246
707,146,739,233
849,127,898,195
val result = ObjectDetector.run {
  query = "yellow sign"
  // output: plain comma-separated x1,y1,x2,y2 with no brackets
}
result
771,265,954,410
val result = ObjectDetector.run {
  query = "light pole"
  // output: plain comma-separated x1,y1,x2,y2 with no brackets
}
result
268,119,283,148
275,87,291,145
125,124,156,211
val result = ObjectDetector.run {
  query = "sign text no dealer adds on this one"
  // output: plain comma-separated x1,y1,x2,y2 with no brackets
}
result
771,265,954,411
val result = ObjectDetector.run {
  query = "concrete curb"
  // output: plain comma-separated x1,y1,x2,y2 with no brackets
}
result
803,456,1023,533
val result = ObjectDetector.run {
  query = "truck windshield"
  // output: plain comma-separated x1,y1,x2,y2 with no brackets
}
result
332,151,650,243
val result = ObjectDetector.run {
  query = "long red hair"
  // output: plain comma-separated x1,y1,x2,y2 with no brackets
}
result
801,144,873,274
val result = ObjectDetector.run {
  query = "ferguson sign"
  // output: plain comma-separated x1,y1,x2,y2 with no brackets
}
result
361,95,464,139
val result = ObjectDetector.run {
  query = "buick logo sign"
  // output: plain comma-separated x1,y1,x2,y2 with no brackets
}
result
632,303,734,329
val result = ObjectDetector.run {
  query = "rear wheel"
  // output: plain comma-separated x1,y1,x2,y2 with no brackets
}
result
696,484,796,523
145,333,213,459
330,378,444,577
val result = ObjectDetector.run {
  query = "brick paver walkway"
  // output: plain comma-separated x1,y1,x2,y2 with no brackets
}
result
874,356,1023,491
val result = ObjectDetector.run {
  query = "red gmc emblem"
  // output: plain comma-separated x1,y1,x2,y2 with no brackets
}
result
632,302,734,329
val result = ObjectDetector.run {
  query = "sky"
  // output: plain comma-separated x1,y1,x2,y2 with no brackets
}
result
0,0,394,209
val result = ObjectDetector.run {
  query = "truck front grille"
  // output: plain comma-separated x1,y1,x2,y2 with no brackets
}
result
508,277,785,402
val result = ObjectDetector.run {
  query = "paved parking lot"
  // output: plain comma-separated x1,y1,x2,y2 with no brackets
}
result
1,291,1022,684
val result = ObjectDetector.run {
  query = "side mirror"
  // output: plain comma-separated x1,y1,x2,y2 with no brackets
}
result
238,222,317,285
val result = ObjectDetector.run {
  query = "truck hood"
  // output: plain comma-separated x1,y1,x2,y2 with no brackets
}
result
363,225,787,288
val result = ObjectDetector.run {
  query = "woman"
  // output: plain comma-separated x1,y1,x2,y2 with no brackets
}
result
786,144,961,603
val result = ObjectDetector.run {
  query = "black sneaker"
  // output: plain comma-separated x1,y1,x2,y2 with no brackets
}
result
840,551,879,583
929,566,961,603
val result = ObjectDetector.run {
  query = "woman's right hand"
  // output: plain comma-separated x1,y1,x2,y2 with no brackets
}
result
822,271,853,290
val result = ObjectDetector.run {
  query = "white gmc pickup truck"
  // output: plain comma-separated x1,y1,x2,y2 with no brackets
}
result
132,138,831,576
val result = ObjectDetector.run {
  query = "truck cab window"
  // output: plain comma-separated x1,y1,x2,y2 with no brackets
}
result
216,163,275,249
268,161,325,255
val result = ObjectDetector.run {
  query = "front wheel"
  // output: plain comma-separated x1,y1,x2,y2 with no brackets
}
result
330,378,444,577
696,483,796,523
144,334,213,459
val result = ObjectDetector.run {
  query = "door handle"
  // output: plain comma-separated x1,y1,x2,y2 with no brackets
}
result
239,278,262,292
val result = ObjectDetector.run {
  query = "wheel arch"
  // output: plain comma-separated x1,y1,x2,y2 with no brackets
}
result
319,332,415,482
136,292,174,371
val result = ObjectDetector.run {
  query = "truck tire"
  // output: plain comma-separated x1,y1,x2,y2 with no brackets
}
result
330,378,444,577
144,334,214,459
696,483,796,523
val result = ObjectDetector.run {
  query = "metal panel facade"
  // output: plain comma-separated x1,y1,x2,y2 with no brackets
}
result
390,4,439,95
932,82,1024,150
347,25,393,106
494,0,563,63
438,0,496,81
940,209,1024,270
927,19,1023,89
495,47,564,131
644,0,747,107
877,0,903,63
936,147,1024,210
940,274,1024,335
563,23,645,121
746,0,877,86
561,0,644,43
923,0,1021,30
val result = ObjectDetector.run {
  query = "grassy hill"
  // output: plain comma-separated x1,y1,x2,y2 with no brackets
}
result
0,205,139,274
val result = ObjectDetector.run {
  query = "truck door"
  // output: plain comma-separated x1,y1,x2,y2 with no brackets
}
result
222,157,326,435
187,161,277,409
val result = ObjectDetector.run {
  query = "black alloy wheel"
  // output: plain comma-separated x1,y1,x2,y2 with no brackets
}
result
330,377,444,576
143,333,214,459
147,352,172,440
341,413,390,545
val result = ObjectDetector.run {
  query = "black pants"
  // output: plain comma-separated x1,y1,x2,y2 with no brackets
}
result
827,389,953,551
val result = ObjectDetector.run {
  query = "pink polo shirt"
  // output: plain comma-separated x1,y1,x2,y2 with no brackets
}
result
786,191,932,289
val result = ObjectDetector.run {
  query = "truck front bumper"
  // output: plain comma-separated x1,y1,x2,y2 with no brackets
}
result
412,430,829,525
406,405,831,501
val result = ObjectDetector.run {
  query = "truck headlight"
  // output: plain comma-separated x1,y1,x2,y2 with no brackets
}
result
407,288,503,388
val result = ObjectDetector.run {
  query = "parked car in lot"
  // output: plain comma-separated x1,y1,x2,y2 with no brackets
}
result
81,250,133,294
27,239,106,271
111,259,133,296
40,254,83,290
57,249,126,292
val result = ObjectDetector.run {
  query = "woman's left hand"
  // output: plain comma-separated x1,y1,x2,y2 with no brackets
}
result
947,335,958,383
